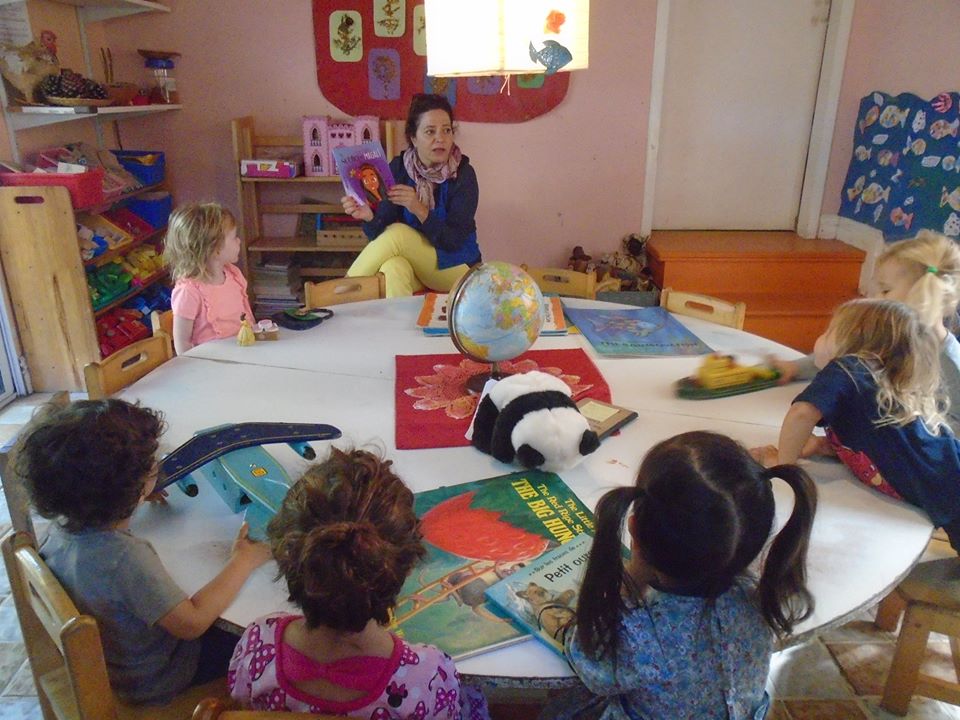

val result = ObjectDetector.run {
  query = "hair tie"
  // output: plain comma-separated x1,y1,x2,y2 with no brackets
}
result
927,266,939,274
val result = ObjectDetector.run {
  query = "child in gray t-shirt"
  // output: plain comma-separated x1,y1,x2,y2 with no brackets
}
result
14,399,271,704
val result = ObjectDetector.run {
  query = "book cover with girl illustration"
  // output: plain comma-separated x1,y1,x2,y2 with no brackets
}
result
484,532,592,657
390,470,595,659
332,141,395,208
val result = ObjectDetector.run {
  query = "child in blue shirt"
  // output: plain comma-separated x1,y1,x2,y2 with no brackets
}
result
774,230,960,432
14,399,271,704
757,299,960,551
541,431,817,720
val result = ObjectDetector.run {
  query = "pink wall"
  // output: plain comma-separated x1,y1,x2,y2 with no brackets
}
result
821,0,960,217
102,0,656,267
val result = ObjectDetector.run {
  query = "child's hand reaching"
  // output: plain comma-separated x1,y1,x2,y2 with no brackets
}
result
231,522,272,571
768,356,800,385
750,445,780,468
341,195,374,222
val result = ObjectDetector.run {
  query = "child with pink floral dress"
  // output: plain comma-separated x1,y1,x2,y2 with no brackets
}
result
228,448,490,720
165,202,255,355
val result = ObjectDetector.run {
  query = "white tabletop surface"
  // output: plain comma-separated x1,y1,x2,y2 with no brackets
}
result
121,297,933,684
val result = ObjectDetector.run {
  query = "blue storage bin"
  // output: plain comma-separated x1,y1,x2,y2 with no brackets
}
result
126,191,173,229
111,150,165,186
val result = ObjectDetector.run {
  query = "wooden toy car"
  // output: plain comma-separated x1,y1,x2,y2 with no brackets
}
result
159,422,341,539
676,354,780,399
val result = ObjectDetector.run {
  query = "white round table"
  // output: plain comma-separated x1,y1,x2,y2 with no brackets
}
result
121,297,933,686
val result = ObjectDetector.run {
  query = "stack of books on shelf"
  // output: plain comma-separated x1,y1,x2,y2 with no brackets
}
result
252,260,300,317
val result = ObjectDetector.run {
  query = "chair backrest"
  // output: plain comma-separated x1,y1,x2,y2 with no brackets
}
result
303,274,386,308
659,287,746,330
84,334,173,399
2,532,117,720
193,697,341,720
3,533,227,720
521,266,599,299
151,309,174,337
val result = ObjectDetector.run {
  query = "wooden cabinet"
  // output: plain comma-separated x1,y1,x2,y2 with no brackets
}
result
231,116,403,313
647,231,865,352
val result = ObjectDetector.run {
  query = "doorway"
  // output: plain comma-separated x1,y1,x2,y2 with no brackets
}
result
651,0,832,230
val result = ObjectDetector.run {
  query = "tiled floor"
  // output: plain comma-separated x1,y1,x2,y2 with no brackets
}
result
0,394,957,720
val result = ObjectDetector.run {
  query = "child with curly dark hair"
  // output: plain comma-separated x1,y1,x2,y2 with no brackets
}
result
228,448,490,719
14,398,271,705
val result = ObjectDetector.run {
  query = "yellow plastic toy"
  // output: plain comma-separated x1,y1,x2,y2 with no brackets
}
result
237,314,256,346
676,354,780,399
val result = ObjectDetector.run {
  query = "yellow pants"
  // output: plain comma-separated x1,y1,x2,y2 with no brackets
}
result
347,223,471,297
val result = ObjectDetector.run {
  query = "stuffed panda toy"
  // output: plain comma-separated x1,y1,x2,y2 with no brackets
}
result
471,371,600,472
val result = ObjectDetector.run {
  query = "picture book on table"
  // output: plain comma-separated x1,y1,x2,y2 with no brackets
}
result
331,142,395,209
390,470,595,660
416,293,568,336
562,305,713,357
484,531,593,657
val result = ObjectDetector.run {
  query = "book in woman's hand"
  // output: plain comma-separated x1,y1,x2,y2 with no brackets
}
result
332,142,395,208
484,532,593,657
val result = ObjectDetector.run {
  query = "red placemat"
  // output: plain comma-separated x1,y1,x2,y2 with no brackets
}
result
396,349,611,450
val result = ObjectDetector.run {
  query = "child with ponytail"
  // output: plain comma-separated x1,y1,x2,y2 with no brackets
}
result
773,230,960,431
228,448,489,719
542,431,817,720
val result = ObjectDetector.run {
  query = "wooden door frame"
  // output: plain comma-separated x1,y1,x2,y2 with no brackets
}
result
640,0,856,238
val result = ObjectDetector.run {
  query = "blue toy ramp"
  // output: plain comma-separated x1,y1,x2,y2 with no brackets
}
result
159,422,341,490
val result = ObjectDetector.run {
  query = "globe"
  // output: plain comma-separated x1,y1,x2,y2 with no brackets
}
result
448,262,545,389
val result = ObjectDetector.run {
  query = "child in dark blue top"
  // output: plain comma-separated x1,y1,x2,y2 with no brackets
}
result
341,93,481,297
757,298,960,552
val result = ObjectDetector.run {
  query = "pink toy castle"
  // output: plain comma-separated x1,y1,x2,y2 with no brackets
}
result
302,115,381,177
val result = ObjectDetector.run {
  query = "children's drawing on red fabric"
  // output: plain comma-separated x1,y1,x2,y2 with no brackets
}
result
314,1,570,122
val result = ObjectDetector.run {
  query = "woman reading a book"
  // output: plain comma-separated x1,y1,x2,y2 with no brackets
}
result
341,93,481,297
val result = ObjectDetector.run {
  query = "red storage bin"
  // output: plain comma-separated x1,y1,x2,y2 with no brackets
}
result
0,167,105,209
102,207,155,239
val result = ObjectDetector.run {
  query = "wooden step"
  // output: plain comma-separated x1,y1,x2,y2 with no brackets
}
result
648,231,864,296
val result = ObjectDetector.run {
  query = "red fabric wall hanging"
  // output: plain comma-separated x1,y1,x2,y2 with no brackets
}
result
313,1,570,122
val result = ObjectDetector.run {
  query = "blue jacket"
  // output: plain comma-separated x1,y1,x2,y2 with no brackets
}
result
362,154,481,270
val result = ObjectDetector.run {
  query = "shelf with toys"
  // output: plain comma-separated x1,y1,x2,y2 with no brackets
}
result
232,116,404,316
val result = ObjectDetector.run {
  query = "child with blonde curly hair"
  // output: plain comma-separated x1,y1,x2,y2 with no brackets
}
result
165,202,255,354
758,299,960,551
774,230,960,430
229,448,490,719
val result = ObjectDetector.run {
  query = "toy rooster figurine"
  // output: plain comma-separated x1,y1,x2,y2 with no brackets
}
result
237,314,256,346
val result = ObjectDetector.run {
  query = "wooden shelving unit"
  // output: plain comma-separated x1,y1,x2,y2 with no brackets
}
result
231,116,402,312
0,0,176,390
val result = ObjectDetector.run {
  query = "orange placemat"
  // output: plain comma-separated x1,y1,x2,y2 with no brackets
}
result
395,348,611,450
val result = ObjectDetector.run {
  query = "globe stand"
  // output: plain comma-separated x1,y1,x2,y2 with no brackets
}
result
465,361,510,394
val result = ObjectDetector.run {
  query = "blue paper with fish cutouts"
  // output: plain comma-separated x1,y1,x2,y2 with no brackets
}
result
839,91,960,241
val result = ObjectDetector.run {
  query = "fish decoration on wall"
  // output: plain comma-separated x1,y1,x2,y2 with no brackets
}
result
840,91,960,240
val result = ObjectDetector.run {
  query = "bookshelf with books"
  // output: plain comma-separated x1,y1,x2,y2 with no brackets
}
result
231,116,404,314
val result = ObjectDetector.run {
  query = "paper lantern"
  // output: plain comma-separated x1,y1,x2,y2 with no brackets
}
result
425,0,589,78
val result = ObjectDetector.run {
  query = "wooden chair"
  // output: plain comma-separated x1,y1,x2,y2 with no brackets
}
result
303,274,386,308
659,287,746,330
521,266,620,300
1,532,224,720
876,557,960,715
193,697,340,719
151,309,174,336
83,334,173,399
151,309,176,355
